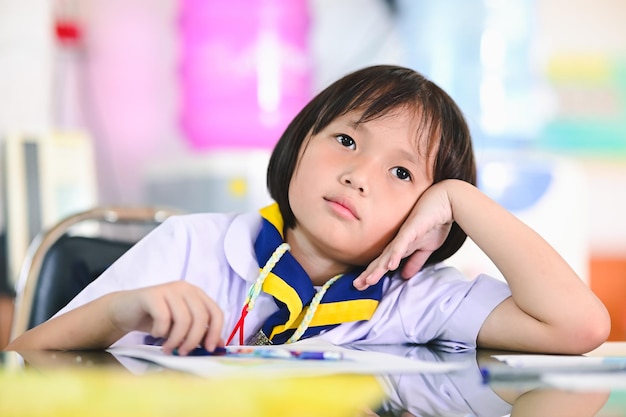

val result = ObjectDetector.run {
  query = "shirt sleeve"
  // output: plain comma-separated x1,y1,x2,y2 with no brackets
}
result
363,264,512,348
435,272,512,350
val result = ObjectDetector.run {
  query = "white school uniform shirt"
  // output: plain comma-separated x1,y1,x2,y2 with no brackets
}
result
56,210,512,350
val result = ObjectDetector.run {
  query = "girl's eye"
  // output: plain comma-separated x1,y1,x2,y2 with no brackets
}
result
391,167,412,181
335,134,356,150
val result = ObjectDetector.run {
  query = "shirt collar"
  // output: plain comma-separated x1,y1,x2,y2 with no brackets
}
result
224,210,264,283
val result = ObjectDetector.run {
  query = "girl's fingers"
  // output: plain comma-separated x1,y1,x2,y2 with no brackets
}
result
353,269,381,290
202,298,224,351
116,283,224,355
400,250,432,279
173,293,211,355
165,289,224,355
354,253,394,290
160,294,193,354
156,287,224,355
354,233,420,290
142,292,173,339
385,241,411,271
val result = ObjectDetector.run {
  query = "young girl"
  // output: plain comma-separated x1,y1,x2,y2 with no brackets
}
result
6,65,609,355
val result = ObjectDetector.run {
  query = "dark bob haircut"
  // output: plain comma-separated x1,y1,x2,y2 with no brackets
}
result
266,65,476,267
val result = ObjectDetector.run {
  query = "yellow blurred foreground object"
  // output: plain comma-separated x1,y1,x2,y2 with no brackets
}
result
0,367,384,417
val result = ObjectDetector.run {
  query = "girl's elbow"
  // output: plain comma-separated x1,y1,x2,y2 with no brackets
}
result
567,305,611,354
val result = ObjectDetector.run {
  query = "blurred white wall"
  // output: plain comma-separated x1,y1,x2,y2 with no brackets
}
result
0,0,53,233
535,0,626,259
0,1,52,133
536,0,626,57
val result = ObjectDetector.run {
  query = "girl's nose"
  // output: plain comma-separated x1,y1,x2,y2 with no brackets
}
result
340,167,370,194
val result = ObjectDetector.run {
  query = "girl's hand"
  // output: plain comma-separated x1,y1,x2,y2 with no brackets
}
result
354,181,454,290
108,281,224,355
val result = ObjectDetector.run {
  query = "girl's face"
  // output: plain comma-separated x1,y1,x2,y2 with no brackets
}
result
287,107,435,268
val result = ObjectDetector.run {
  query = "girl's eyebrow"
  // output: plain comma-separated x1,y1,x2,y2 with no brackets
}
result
336,117,371,133
348,118,362,129
396,148,419,165
332,117,360,130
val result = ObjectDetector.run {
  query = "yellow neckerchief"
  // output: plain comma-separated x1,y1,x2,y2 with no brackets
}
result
247,203,385,344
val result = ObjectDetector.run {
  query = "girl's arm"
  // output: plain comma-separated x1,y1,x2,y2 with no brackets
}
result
5,281,224,355
355,179,610,354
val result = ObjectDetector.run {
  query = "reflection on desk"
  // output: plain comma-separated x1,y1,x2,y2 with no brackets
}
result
2,345,625,417
353,344,618,417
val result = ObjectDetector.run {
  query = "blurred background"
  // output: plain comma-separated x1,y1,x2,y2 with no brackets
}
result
1,0,625,344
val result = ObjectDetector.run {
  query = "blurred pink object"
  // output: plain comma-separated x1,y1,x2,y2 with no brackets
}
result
179,0,312,149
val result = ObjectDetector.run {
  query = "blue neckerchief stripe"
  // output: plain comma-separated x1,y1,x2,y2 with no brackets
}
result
254,203,385,344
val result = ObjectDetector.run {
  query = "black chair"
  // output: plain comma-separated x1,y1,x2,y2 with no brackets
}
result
10,206,180,341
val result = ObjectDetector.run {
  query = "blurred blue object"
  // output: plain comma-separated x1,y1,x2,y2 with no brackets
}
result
478,159,553,212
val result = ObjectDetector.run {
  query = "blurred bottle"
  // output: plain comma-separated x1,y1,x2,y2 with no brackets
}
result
52,0,85,130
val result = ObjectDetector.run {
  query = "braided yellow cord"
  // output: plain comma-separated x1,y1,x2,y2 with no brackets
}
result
246,243,290,310
246,242,341,344
286,274,342,344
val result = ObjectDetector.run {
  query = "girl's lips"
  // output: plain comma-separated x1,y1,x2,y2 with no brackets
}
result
325,197,359,220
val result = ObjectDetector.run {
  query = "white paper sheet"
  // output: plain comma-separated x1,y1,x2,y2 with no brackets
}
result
542,373,626,390
483,354,626,385
494,355,603,367
492,354,626,369
109,340,468,378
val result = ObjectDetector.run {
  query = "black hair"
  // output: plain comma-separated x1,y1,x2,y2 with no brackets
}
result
266,65,476,266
